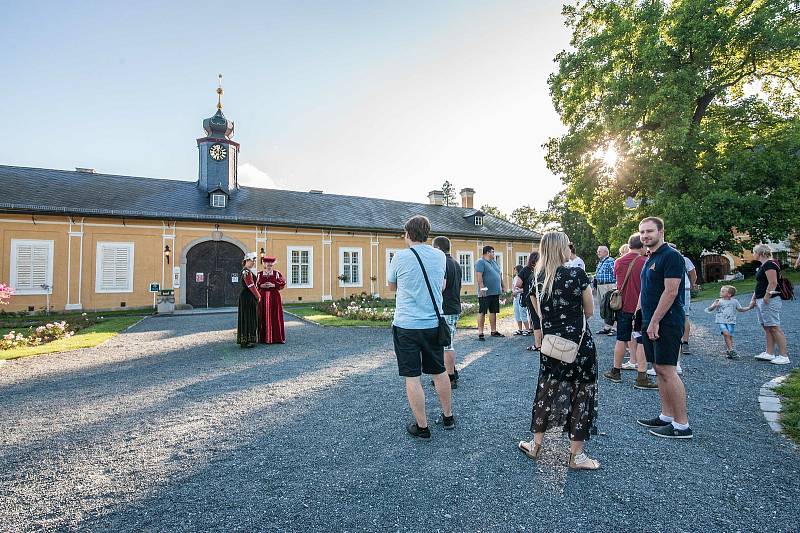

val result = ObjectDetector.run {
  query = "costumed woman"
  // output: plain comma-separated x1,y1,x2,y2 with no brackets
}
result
257,256,286,344
237,252,260,348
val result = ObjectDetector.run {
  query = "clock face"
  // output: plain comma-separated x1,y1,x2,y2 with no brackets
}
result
209,144,227,161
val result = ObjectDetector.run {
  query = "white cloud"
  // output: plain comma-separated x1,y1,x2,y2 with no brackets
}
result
237,162,278,188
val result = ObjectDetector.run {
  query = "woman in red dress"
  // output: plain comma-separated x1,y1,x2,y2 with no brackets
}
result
256,256,286,344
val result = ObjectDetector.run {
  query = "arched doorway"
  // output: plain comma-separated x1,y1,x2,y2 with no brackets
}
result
186,241,245,308
701,254,730,283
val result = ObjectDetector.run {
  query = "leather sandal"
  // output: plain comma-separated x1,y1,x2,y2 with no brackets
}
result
517,440,542,460
568,452,600,470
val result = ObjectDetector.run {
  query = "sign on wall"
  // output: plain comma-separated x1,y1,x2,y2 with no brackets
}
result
173,266,181,288
148,282,160,293
196,272,204,283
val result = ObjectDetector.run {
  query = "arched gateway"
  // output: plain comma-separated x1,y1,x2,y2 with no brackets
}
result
185,240,245,308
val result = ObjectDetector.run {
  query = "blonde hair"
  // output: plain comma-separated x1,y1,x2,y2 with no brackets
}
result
619,244,629,256
752,244,772,258
534,231,571,300
721,285,737,296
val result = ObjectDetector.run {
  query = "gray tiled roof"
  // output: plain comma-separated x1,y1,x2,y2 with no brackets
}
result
0,165,539,241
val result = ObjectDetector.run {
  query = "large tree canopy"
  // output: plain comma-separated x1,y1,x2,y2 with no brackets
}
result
546,0,800,259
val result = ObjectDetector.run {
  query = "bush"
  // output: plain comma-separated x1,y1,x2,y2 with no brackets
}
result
736,260,761,278
1,321,74,350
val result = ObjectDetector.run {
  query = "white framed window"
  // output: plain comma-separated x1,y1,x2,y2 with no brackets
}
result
339,247,363,287
516,252,529,267
475,216,484,226
458,251,474,284
494,251,503,277
95,242,134,293
211,193,227,208
385,248,400,285
287,246,313,288
10,239,54,295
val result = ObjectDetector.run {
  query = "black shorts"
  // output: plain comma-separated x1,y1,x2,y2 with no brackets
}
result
641,322,684,366
616,311,634,342
478,294,500,314
526,300,541,329
392,326,446,377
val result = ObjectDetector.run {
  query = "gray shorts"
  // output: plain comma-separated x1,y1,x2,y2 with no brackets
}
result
756,298,782,327
443,313,459,351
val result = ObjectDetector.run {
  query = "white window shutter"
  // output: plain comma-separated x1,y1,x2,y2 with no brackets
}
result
15,244,33,290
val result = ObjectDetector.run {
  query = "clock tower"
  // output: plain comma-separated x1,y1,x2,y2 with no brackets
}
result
197,75,239,197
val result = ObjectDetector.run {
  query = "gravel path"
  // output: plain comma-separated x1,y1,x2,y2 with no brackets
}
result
0,294,798,532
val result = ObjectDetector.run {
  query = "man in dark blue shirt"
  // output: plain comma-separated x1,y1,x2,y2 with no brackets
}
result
636,216,692,440
433,236,462,389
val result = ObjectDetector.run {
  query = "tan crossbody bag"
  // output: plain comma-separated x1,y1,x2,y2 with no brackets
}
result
609,258,637,311
535,281,586,364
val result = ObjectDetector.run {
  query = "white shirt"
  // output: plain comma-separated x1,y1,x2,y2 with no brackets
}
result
565,256,586,270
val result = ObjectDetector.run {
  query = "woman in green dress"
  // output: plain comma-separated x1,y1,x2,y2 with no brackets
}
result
237,253,260,347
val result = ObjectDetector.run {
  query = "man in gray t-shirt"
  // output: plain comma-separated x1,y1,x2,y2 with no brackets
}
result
475,245,506,340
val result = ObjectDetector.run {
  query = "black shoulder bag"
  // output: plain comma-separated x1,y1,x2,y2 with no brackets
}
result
409,248,452,347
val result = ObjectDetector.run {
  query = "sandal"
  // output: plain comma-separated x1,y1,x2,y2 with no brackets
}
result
514,330,524,336
525,345,540,351
568,452,600,470
517,440,542,460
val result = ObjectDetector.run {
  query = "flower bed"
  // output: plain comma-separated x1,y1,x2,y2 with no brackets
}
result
0,313,100,351
314,293,394,322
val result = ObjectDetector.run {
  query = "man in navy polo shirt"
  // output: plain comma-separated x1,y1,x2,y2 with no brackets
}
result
635,217,692,439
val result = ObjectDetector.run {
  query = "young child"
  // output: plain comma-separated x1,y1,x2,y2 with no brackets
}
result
512,264,531,336
705,285,751,359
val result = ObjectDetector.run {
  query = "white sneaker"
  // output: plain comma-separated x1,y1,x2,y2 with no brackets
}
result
677,363,683,375
646,367,657,376
621,361,638,371
770,356,791,365
755,352,775,361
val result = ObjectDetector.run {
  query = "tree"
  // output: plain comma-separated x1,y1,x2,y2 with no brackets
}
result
546,0,800,261
511,195,598,262
480,204,510,221
441,180,457,207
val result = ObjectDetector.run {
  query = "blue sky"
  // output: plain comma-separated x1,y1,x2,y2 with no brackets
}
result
3,0,572,213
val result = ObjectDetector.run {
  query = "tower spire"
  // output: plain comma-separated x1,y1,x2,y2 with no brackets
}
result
216,74,224,110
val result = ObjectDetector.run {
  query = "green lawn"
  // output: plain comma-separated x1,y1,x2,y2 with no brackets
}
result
692,271,800,301
775,369,800,444
1,316,145,360
456,305,515,329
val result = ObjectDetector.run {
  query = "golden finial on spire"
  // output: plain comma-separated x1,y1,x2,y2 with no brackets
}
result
216,74,224,110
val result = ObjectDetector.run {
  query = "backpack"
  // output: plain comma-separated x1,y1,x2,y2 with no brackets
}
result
769,261,795,301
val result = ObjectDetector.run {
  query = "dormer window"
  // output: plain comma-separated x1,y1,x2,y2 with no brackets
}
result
211,193,227,208
474,216,484,226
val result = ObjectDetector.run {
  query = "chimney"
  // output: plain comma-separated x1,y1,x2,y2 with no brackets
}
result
459,188,475,209
427,190,445,205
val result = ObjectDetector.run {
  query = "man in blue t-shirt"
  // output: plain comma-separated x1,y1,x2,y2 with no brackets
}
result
475,245,506,341
636,216,692,440
388,215,454,439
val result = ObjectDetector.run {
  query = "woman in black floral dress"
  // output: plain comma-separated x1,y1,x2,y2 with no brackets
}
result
518,231,600,470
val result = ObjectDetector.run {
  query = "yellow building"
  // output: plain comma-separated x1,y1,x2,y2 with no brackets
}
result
0,102,538,312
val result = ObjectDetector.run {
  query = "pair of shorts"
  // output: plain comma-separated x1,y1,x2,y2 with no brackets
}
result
478,294,500,314
718,323,735,336
442,313,459,351
526,300,541,330
641,322,684,366
616,311,634,342
393,326,446,377
513,297,529,322
755,298,782,327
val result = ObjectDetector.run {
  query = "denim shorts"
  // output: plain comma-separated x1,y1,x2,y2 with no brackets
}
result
442,313,459,351
616,311,634,342
718,323,735,336
513,297,529,322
